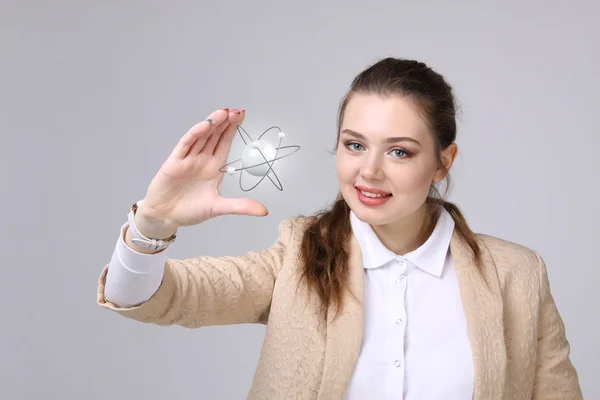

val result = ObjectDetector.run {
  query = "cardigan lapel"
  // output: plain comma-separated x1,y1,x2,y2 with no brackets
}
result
317,232,365,399
450,231,507,399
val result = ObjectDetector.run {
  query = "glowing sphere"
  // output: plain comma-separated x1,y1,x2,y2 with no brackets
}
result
219,125,301,192
241,139,278,177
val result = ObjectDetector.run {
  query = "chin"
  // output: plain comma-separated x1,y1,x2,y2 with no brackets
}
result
346,198,394,225
353,209,395,226
343,187,412,226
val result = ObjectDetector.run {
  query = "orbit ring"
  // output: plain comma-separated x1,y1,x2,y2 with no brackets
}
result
206,118,213,125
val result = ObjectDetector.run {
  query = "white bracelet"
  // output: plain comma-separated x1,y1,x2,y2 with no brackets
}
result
126,201,176,251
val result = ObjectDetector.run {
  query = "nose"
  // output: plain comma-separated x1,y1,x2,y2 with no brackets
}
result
360,154,384,181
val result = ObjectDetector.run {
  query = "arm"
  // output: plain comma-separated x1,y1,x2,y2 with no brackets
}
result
97,218,299,328
532,252,583,399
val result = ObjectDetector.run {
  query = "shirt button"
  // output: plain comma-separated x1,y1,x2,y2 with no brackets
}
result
394,360,401,367
396,318,403,325
396,275,406,284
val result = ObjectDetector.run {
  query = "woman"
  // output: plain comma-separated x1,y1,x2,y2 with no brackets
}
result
97,57,582,399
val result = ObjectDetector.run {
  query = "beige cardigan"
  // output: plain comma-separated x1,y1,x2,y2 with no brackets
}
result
97,217,583,399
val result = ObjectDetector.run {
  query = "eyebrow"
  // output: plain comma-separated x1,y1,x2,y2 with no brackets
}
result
341,129,421,146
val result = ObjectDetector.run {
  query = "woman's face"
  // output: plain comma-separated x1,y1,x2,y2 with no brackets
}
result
336,93,455,227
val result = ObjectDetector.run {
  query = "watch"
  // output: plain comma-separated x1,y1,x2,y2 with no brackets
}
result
127,201,177,251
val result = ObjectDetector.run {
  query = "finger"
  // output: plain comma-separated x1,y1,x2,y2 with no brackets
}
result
203,109,243,155
186,108,231,157
170,109,229,160
212,197,268,217
214,109,246,160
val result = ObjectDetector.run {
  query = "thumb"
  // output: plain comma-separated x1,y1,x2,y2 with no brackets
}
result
212,197,269,217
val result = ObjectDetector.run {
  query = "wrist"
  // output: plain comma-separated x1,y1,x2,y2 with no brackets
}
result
124,224,165,255
135,203,179,239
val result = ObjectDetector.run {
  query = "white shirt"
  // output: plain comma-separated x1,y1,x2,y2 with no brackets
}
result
103,209,474,399
345,208,474,399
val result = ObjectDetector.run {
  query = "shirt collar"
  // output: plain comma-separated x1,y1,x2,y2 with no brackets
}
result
350,207,455,277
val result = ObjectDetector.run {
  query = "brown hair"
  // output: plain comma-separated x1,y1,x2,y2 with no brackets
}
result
298,57,483,320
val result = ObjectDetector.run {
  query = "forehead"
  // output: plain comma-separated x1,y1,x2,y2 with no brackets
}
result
341,93,430,141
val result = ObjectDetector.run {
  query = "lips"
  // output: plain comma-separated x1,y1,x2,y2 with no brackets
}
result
355,185,392,196
355,186,393,207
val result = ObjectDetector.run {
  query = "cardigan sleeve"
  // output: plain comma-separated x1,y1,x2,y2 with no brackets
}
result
96,217,299,328
532,252,583,399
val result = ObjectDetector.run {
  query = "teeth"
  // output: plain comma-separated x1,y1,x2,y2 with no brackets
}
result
360,190,390,198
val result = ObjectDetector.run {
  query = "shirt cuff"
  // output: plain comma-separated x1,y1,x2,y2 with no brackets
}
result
116,222,170,274
103,223,169,308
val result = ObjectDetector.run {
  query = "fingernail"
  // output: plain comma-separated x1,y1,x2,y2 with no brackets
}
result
221,108,229,112
232,109,241,114
240,109,245,113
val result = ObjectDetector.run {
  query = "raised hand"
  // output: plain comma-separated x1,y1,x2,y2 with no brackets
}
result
136,108,268,238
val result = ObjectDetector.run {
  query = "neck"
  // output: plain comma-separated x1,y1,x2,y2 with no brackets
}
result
370,203,434,256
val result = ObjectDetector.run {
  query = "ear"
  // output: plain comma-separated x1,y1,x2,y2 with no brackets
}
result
434,143,458,183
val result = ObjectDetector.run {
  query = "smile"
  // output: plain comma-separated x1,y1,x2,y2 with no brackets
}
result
355,186,392,206
359,190,390,198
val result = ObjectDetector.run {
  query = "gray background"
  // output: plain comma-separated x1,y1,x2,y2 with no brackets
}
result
1,0,597,399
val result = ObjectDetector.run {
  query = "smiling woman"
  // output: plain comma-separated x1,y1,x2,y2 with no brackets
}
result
295,57,582,398
97,57,582,399
300,59,465,314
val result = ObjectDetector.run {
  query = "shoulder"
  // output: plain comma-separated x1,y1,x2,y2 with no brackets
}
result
275,216,315,244
475,233,542,266
474,233,547,291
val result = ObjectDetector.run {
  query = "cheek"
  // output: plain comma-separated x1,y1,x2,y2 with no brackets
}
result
390,162,435,191
336,154,356,182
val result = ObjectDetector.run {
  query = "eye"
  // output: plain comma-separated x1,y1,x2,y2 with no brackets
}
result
345,142,364,152
390,149,410,158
